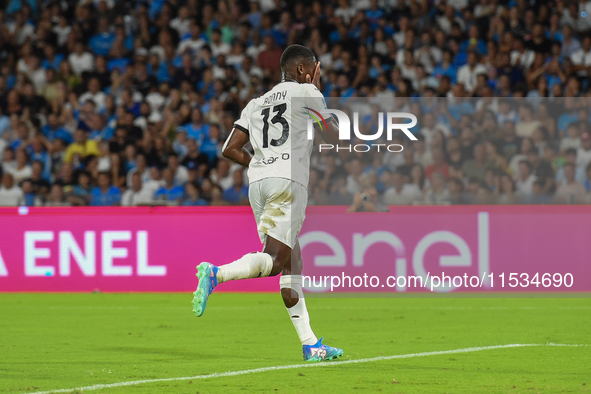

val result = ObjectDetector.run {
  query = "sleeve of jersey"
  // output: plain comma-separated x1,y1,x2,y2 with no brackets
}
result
233,104,250,135
305,85,333,123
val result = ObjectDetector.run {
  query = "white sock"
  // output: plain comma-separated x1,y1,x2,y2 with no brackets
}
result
216,252,273,283
280,275,318,346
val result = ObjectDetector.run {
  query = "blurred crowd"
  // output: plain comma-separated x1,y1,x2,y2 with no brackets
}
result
1,0,591,207
319,97,591,210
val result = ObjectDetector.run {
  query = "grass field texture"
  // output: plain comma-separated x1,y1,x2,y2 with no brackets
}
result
1,293,590,393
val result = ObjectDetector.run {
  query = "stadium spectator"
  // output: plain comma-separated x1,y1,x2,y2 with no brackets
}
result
45,184,69,206
155,167,184,204
448,177,467,205
222,169,248,205
21,179,41,206
64,130,100,164
78,78,107,111
90,172,121,206
515,160,537,198
257,35,283,81
126,154,150,188
168,153,189,186
182,182,208,206
0,173,24,206
462,143,492,183
68,171,92,206
559,124,581,152
457,52,486,94
1,147,16,175
88,18,115,57
383,171,422,205
28,160,50,199
423,172,451,205
68,42,94,77
122,172,154,206
527,148,555,195
555,163,587,204
577,132,591,171
210,184,229,206
515,104,541,139
425,149,450,180
10,148,32,184
348,186,388,212
526,180,553,204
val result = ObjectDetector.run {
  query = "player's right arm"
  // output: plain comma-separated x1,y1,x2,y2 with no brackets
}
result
222,127,252,168
222,101,253,167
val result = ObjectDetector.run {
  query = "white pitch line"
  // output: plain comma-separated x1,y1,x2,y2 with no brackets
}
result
28,343,587,394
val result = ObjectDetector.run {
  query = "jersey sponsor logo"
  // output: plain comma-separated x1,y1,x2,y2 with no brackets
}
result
253,153,291,166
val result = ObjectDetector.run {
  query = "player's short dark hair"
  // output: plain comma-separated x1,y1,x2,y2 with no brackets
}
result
280,44,316,73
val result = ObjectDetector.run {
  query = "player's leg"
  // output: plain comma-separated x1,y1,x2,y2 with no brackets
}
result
279,241,317,344
214,214,291,284
192,180,291,317
212,178,297,283
214,178,291,282
192,235,289,317
280,241,343,361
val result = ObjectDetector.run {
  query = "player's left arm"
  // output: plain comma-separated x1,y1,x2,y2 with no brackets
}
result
222,128,252,168
306,61,341,146
315,117,340,146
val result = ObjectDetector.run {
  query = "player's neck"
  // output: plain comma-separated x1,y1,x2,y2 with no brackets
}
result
281,75,299,84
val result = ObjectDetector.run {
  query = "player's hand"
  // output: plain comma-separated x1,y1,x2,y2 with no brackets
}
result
306,62,321,89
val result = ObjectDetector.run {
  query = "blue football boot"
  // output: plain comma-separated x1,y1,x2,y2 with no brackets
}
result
303,338,344,361
192,262,218,317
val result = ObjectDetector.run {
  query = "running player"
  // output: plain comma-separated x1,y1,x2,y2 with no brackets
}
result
192,44,342,362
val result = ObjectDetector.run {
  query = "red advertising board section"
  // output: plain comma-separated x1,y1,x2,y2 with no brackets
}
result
0,206,589,293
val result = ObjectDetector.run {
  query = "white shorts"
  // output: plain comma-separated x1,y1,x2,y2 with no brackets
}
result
249,178,308,248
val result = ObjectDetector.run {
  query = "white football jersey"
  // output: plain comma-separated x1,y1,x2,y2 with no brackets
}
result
233,81,328,188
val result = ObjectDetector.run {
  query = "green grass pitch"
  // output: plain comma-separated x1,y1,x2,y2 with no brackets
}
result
1,293,590,393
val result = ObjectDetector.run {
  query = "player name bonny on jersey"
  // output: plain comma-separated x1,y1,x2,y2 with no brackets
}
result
263,90,288,106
